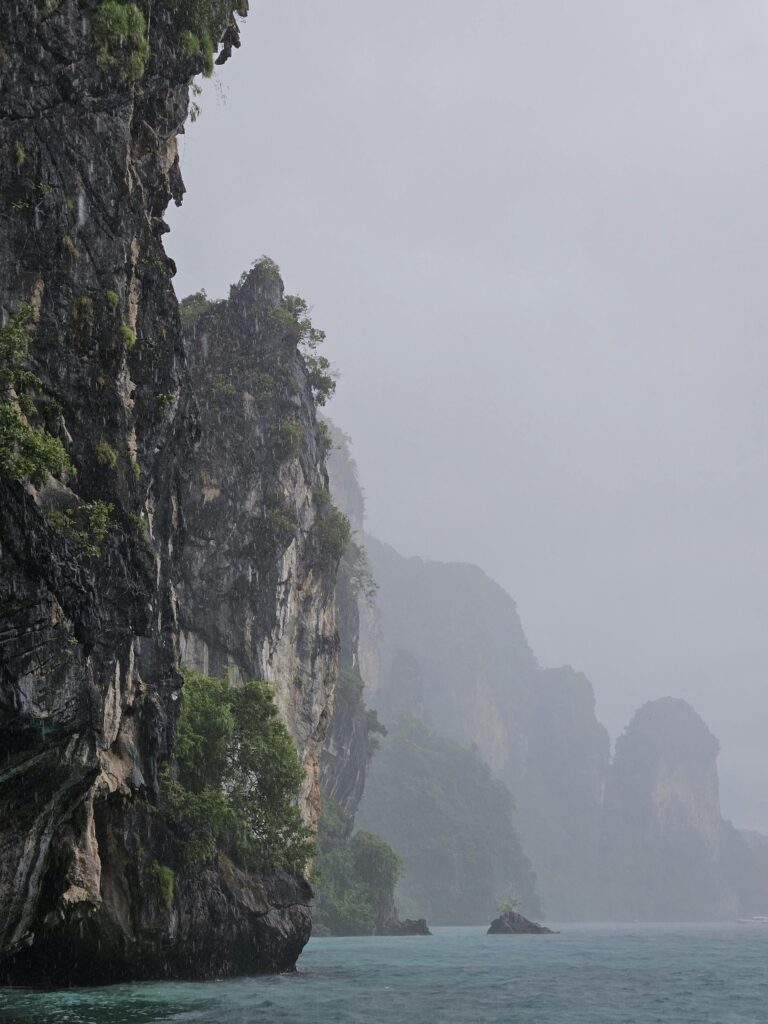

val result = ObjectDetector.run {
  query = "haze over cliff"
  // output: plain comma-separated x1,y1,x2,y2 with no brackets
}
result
167,1,768,838
327,434,768,923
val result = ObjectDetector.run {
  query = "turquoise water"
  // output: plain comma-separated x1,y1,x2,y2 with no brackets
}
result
2,925,768,1023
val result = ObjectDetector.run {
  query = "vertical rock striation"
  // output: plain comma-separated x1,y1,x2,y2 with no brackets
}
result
319,423,381,831
178,264,340,832
0,0,199,984
0,2,333,984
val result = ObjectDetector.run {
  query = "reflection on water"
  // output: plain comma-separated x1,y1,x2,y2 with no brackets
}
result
2,925,768,1024
0,982,216,1024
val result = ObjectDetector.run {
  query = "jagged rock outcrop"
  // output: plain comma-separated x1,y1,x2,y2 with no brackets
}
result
599,697,739,921
380,916,431,936
178,266,340,830
487,911,553,935
0,2,332,985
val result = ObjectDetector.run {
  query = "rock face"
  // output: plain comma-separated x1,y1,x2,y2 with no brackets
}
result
178,267,339,830
487,911,553,935
0,2,334,984
0,0,200,984
314,429,422,937
599,698,738,921
4,806,313,986
320,424,380,830
516,666,609,921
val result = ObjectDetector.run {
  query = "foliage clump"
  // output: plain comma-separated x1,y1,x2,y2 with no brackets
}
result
179,289,214,328
312,487,350,565
283,295,335,406
161,670,312,873
261,494,297,552
92,1,150,82
90,0,249,84
71,296,94,332
317,419,333,455
47,500,115,558
0,304,73,486
211,374,236,396
63,235,80,260
340,538,377,604
96,440,118,469
117,325,136,349
152,862,175,904
312,797,401,935
276,417,303,460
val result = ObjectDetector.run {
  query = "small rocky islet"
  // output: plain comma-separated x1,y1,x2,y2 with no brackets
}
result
487,911,556,935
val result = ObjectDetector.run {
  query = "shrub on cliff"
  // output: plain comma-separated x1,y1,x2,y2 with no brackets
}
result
312,487,351,566
0,304,73,486
179,289,215,327
162,670,313,873
312,797,401,935
270,292,336,406
92,2,150,81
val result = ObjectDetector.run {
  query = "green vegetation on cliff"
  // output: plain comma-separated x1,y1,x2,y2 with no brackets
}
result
90,0,249,81
92,2,150,81
161,670,312,872
312,486,351,566
357,714,540,924
312,797,400,935
0,303,73,485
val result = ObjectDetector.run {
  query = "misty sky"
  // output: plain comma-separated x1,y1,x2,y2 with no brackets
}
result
167,1,768,832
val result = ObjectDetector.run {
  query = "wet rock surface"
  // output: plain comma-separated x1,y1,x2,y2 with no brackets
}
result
0,0,194,984
381,917,431,936
0,2,327,985
487,911,554,935
178,267,339,830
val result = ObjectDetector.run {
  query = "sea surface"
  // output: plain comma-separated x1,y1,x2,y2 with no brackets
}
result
2,924,767,1024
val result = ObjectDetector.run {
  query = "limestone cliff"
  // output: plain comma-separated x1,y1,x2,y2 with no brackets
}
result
313,428,410,937
0,0,203,984
360,536,745,921
362,535,609,920
319,424,382,830
178,264,340,831
0,2,334,984
599,697,738,920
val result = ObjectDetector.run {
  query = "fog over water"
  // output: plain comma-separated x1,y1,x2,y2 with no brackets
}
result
167,2,768,832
